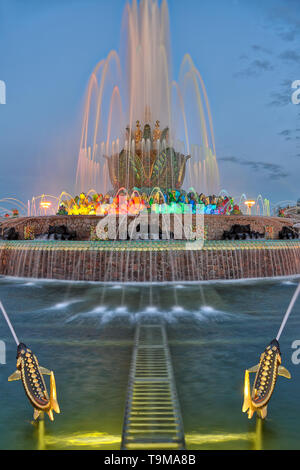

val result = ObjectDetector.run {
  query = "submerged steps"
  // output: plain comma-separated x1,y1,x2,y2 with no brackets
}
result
121,324,185,450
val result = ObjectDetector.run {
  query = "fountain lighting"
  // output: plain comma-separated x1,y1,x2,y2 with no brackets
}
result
244,200,256,215
54,190,241,216
0,198,27,218
0,191,273,218
28,195,60,217
40,201,52,216
40,202,51,209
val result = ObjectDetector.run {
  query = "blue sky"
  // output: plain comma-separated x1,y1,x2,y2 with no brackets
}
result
0,0,299,205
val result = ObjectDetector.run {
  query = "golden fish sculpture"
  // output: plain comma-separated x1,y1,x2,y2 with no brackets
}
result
8,343,60,421
242,339,291,419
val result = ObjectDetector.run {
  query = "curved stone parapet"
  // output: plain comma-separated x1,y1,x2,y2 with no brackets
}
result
0,240,299,282
0,215,294,241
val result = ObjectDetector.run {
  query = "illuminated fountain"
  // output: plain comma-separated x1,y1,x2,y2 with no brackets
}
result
76,0,219,195
0,0,299,282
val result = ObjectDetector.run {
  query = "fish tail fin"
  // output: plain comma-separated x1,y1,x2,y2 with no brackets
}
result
39,366,51,375
33,409,41,421
258,405,268,420
278,365,291,379
50,371,60,414
8,370,21,381
242,370,252,413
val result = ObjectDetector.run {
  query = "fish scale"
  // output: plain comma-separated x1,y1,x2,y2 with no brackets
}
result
253,346,278,406
21,352,49,408
121,325,185,450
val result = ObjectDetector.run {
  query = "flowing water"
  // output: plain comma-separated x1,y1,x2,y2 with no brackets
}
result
0,276,300,450
76,0,220,194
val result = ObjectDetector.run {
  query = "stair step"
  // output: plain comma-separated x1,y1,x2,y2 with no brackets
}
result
121,325,185,450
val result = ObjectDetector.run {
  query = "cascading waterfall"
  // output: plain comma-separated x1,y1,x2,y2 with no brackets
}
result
1,242,299,282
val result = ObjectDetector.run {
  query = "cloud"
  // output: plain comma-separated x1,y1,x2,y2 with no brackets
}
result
268,79,293,107
278,50,300,62
234,59,274,78
278,129,300,142
234,42,275,79
265,0,300,43
253,60,274,71
219,156,289,179
219,156,239,163
278,130,291,136
279,30,298,42
251,44,272,55
268,91,290,107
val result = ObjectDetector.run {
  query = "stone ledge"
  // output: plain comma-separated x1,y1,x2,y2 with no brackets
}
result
0,214,294,241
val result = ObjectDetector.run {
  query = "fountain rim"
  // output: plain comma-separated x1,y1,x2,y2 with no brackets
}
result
1,273,300,287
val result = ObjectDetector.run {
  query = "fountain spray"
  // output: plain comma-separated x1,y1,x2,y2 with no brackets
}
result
276,282,300,341
242,281,300,420
0,301,19,346
0,300,60,422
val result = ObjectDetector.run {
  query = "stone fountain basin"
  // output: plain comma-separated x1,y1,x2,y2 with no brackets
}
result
0,238,299,282
0,215,294,241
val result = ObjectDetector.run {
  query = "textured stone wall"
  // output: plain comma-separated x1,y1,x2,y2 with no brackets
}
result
0,214,294,241
204,215,293,240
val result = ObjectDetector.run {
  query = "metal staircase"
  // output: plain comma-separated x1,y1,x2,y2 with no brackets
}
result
121,324,185,450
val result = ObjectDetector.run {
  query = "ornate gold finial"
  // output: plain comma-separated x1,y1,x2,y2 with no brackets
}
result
135,120,142,145
153,120,161,142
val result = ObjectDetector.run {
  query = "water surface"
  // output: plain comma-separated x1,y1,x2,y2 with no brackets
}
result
0,276,299,450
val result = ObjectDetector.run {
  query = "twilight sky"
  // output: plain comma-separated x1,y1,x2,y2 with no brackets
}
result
0,0,299,207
